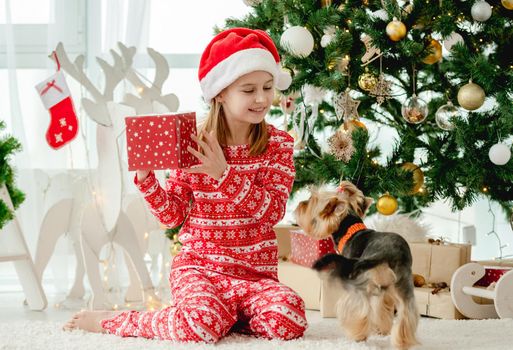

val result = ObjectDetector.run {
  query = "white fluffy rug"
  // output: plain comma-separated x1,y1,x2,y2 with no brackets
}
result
1,315,512,350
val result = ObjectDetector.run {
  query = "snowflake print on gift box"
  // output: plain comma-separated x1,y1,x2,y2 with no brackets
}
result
125,113,197,170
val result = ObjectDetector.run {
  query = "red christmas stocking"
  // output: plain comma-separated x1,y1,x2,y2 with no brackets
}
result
35,70,78,149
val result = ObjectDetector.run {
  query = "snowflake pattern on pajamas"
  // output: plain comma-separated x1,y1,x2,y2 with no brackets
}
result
102,125,305,342
101,268,307,342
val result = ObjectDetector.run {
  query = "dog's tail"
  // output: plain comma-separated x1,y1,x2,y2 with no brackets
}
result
313,254,396,287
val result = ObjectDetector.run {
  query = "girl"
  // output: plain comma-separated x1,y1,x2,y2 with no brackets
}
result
64,27,307,342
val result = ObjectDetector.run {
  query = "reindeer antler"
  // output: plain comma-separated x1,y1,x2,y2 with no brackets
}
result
52,42,126,126
118,42,179,114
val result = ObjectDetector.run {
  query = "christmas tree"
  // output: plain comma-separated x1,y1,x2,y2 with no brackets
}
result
225,0,513,217
0,120,25,229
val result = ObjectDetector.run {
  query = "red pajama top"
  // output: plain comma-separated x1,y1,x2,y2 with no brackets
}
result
135,124,295,281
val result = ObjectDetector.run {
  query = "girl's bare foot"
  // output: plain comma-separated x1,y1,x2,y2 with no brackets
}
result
63,310,122,333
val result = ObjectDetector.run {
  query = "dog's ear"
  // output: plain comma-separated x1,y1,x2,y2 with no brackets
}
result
320,197,348,219
334,200,348,217
319,197,338,219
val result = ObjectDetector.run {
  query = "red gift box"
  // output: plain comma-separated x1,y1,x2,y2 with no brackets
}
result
289,230,336,268
125,112,199,171
475,267,512,287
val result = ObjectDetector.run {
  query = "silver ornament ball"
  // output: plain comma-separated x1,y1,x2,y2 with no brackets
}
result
402,95,428,124
435,102,459,131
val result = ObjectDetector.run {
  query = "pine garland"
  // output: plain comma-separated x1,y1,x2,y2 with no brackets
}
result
225,0,513,217
0,120,25,229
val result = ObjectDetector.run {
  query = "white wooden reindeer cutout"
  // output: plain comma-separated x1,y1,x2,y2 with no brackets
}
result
33,42,178,310
116,41,179,303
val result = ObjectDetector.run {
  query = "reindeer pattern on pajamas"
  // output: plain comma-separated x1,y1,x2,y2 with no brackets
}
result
101,125,307,342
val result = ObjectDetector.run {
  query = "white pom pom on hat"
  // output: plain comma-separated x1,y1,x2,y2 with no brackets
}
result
198,27,292,102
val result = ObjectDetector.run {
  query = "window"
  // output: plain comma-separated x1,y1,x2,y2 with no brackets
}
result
0,0,85,68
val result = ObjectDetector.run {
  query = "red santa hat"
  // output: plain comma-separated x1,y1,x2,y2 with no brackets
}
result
198,27,292,102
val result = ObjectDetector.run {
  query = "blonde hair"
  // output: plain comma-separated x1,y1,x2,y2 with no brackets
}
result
200,99,269,156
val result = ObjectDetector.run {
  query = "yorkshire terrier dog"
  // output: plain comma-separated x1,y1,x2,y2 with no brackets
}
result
294,181,419,349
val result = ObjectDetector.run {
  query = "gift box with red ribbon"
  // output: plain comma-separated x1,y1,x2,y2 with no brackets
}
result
289,229,336,268
125,112,199,171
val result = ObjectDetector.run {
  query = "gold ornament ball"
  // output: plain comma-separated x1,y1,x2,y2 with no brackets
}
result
401,162,425,193
358,72,378,91
272,89,282,107
338,119,367,134
502,0,513,10
376,193,398,215
422,39,443,65
386,19,407,41
171,243,182,256
457,81,485,111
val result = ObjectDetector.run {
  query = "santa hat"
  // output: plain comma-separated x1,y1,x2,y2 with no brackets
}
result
198,27,292,102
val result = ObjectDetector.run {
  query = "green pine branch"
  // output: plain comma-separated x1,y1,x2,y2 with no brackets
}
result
226,0,513,218
0,120,25,229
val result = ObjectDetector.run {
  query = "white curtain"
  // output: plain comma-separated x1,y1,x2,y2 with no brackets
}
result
0,0,151,295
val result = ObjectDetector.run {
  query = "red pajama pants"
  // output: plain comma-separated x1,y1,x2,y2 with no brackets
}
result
101,267,307,342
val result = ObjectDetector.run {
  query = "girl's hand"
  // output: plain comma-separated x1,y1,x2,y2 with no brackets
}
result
136,170,150,182
185,130,227,180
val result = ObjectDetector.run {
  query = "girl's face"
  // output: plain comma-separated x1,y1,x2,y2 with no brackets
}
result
217,71,274,125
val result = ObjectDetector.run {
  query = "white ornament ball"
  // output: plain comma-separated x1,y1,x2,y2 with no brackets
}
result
489,143,511,165
444,32,464,51
280,26,315,58
471,1,492,22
